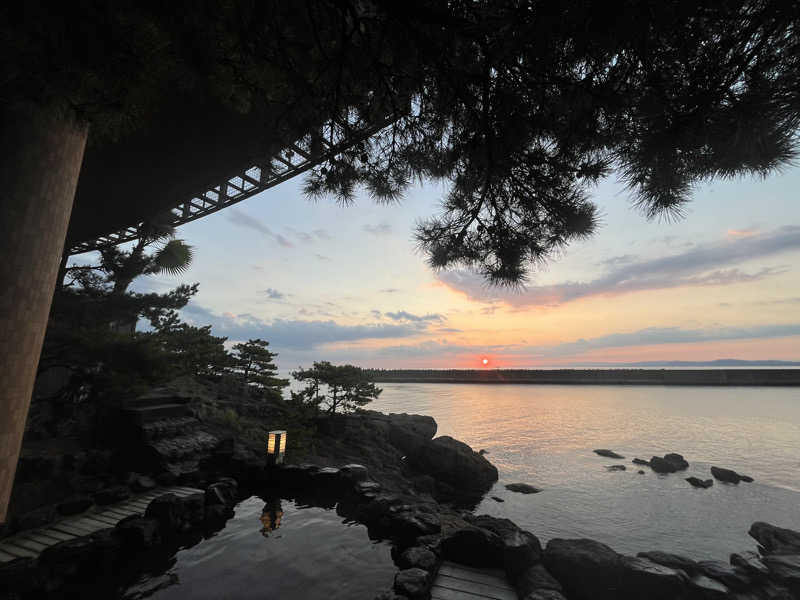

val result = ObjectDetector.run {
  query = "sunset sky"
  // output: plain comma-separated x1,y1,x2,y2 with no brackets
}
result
120,165,800,370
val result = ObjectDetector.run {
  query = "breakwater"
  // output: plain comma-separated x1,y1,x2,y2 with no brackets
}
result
366,369,800,386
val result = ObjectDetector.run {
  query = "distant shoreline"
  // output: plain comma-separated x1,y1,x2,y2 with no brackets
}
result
366,368,800,386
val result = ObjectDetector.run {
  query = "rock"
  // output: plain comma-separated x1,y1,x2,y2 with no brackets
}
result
491,496,505,502
505,483,541,494
155,471,177,486
385,413,438,456
182,492,205,526
758,581,796,599
57,495,93,516
38,535,99,576
762,555,800,595
115,516,161,549
594,449,625,459
339,464,369,483
697,560,751,589
689,574,730,599
479,449,489,455
739,475,754,483
394,568,429,599
620,556,689,600
408,436,498,492
467,515,542,576
730,551,769,578
515,563,563,596
544,538,623,600
145,493,184,534
649,456,678,474
94,485,131,505
398,546,438,571
416,534,442,555
637,470,645,475
17,505,56,529
388,509,441,539
686,477,714,489
122,573,179,599
749,522,800,555
638,551,699,575
311,467,342,489
606,465,626,471
441,526,504,568
206,480,237,507
131,475,156,492
632,458,650,466
711,466,745,484
664,453,689,470
522,591,569,600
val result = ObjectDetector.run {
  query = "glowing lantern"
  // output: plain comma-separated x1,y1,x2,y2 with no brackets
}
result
267,430,287,464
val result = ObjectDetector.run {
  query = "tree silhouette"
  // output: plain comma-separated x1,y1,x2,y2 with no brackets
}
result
231,339,289,398
292,361,382,414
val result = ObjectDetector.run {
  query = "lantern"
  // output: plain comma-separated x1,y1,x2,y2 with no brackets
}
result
267,430,287,464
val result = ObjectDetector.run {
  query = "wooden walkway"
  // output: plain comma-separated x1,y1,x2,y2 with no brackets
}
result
0,486,201,563
431,561,518,600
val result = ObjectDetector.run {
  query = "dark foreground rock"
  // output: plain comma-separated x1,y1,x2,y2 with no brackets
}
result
594,449,625,459
394,568,428,598
544,538,623,600
505,482,541,494
466,514,542,576
620,555,689,600
407,436,498,495
750,522,800,555
711,466,753,484
686,477,714,488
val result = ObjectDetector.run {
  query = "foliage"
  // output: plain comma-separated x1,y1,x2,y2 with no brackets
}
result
4,2,799,283
292,361,382,414
231,339,289,398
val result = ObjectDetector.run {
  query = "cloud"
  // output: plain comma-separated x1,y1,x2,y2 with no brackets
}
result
314,229,331,240
315,253,331,261
439,226,800,307
181,304,427,350
363,222,392,236
261,288,285,300
727,227,759,238
380,288,400,293
597,254,636,268
384,310,445,323
227,208,294,248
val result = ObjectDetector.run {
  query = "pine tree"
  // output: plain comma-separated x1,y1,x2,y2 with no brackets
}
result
292,362,381,414
232,339,289,399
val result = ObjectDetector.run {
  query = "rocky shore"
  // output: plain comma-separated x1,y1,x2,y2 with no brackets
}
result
1,408,798,599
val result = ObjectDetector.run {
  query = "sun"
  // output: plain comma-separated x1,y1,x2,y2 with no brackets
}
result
482,358,489,366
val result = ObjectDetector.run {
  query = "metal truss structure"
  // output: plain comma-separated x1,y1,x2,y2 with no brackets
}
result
68,114,397,255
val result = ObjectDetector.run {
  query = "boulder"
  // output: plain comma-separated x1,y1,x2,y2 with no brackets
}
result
505,483,541,494
740,475,754,483
637,470,645,475
398,546,438,571
606,465,626,472
730,551,769,578
543,538,623,600
686,477,714,489
515,563,563,597
385,413,437,456
94,485,131,505
145,493,184,534
57,495,93,516
492,496,505,502
408,436,498,492
711,466,751,484
697,560,751,589
339,464,369,483
749,522,800,555
594,449,625,459
441,526,504,568
664,453,689,470
387,508,441,539
762,555,800,595
649,456,677,474
689,574,729,599
632,458,650,466
394,568,429,599
115,516,161,549
637,551,699,575
619,556,689,600
467,515,542,576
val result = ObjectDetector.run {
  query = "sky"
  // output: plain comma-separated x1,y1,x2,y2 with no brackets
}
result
114,163,800,371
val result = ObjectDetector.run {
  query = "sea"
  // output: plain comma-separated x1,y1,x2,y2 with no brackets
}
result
368,382,800,559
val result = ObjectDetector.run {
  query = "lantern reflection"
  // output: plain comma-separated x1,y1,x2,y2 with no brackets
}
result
260,498,283,537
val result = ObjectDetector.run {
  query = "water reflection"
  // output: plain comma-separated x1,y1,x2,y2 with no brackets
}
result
259,498,283,537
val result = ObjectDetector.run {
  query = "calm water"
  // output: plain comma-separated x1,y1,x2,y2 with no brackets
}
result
371,383,800,559
137,497,395,599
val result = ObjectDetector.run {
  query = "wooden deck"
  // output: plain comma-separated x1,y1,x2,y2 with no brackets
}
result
0,486,201,563
431,561,518,600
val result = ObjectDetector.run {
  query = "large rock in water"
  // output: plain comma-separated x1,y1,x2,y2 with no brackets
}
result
594,449,625,459
711,466,753,484
749,522,800,555
544,538,623,600
619,556,689,600
466,515,542,576
408,436,498,492
441,525,504,568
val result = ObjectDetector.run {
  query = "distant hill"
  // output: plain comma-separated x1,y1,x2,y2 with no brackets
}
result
573,359,800,367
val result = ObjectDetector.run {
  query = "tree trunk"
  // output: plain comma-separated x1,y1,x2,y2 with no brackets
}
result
0,104,88,522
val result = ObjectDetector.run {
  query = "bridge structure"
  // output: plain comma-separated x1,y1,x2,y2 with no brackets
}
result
68,112,397,255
